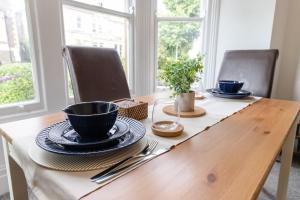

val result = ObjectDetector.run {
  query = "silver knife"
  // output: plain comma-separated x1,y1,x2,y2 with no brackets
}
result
94,148,169,184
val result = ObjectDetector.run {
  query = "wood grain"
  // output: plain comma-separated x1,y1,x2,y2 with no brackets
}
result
0,97,299,200
81,98,299,200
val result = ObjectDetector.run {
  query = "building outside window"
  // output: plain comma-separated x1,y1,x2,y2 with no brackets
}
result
76,16,81,29
0,0,218,120
0,0,39,108
62,0,133,97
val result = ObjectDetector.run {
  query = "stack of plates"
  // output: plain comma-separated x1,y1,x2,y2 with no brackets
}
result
35,116,146,156
206,88,251,99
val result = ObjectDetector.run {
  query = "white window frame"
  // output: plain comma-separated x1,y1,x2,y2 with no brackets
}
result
202,0,221,88
0,0,220,122
154,1,205,91
0,0,70,123
153,0,220,91
60,0,135,104
0,0,46,122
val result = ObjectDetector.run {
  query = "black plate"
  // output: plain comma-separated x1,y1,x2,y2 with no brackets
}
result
36,117,146,156
207,88,251,99
47,119,130,148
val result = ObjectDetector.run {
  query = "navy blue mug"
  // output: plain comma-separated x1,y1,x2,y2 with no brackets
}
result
218,80,244,93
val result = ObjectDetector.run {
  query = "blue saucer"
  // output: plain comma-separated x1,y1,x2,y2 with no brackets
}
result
36,116,146,156
207,88,251,99
47,119,130,148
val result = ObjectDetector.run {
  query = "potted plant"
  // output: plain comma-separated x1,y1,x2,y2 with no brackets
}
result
159,55,204,112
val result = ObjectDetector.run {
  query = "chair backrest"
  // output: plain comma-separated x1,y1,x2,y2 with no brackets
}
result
217,49,279,98
63,46,131,103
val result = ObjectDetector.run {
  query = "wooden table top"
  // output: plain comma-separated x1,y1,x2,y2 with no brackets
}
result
0,97,299,200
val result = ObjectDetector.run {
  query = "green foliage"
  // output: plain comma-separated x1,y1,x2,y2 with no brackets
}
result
158,0,201,68
163,0,201,17
159,55,204,96
158,22,200,60
0,63,35,104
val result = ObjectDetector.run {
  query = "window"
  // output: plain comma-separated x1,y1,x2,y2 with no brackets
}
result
92,23,96,32
155,0,206,90
62,0,134,99
98,24,102,32
72,0,132,13
0,0,41,113
76,16,81,29
0,0,219,121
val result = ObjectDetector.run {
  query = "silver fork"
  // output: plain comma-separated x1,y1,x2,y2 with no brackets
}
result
95,147,169,184
91,140,158,181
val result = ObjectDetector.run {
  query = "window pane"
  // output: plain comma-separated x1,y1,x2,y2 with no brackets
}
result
157,21,202,87
72,0,132,13
0,0,36,105
63,5,130,96
157,0,202,17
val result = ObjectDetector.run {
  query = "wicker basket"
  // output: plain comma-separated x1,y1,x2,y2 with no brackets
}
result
114,99,148,121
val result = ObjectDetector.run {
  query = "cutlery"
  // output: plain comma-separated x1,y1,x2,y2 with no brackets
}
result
91,140,158,181
94,148,169,184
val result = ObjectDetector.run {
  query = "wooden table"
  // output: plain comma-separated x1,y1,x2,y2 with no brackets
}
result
1,97,299,200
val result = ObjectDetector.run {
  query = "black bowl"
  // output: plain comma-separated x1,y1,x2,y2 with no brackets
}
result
63,101,119,141
218,80,244,93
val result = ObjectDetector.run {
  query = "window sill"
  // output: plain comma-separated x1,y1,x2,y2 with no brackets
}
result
0,107,50,124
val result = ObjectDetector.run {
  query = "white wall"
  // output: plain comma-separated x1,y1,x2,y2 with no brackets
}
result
269,0,290,97
215,0,300,101
272,0,300,100
215,0,277,80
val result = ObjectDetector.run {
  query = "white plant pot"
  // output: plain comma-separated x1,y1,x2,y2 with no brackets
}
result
175,91,195,112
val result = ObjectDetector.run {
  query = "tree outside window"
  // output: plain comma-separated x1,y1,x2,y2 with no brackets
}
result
157,0,203,87
0,0,36,105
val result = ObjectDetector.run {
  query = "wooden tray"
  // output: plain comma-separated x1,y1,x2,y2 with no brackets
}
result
163,105,206,118
151,121,184,137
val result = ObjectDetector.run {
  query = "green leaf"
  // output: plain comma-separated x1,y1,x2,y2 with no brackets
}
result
159,55,204,96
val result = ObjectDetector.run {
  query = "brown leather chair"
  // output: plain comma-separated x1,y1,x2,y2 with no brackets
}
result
63,46,131,103
217,49,279,98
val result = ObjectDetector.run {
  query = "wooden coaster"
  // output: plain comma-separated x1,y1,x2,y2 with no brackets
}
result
163,105,206,118
195,95,205,100
151,121,184,137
